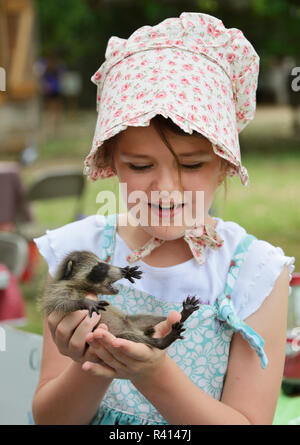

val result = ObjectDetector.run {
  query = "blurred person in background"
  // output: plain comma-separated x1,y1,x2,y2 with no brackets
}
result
35,52,66,139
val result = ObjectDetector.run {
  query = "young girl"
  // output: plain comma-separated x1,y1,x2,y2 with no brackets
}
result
32,12,295,425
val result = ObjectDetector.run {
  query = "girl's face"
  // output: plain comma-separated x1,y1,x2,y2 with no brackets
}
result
113,122,224,241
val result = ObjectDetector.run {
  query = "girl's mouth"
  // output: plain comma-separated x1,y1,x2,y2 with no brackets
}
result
148,202,185,218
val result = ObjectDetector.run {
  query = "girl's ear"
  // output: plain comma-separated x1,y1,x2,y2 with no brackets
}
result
110,158,117,174
217,166,225,186
106,143,117,175
217,158,229,185
218,171,226,185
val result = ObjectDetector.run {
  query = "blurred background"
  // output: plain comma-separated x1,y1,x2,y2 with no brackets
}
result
0,0,300,424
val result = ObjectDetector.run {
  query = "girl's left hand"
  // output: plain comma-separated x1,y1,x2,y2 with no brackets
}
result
82,310,181,383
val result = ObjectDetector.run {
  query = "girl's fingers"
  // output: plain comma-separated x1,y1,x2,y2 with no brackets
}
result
70,312,101,344
47,293,98,339
85,323,108,344
84,347,106,364
98,323,109,330
89,341,120,367
153,310,181,338
68,312,101,357
85,293,98,301
82,361,116,379
51,310,89,350
92,328,152,362
88,333,129,369
47,311,67,338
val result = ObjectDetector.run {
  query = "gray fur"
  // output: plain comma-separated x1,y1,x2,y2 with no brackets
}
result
39,250,200,349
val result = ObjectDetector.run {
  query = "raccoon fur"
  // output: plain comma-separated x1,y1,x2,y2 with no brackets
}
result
39,250,200,349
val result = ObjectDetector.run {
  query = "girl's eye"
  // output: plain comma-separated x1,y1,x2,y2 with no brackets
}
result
181,162,205,169
128,164,153,170
128,162,205,171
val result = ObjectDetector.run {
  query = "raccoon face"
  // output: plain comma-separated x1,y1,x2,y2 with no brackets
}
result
86,263,127,294
59,251,100,281
57,251,142,295
58,251,124,294
86,262,109,283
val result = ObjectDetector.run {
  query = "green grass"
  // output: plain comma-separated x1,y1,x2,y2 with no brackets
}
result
273,389,300,425
215,153,300,261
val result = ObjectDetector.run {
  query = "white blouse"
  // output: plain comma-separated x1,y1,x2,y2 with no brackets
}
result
34,214,295,321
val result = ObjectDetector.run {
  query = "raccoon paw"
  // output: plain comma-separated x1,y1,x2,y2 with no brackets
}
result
182,295,200,315
171,322,186,340
85,299,109,317
97,300,110,309
121,265,143,283
144,326,155,337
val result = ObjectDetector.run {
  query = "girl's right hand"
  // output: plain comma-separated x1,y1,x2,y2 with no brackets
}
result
47,295,102,364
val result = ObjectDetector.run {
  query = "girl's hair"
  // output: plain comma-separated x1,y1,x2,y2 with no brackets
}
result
95,115,229,211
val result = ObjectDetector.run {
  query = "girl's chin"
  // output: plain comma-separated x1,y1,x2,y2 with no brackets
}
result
141,224,186,241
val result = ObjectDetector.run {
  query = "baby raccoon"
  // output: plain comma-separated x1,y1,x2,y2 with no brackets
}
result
39,251,200,349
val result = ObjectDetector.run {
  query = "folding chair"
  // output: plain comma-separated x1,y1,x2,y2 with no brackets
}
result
0,231,28,279
16,167,86,240
0,232,28,324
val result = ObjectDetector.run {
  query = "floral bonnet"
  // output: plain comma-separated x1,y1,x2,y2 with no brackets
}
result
84,12,259,187
83,12,260,265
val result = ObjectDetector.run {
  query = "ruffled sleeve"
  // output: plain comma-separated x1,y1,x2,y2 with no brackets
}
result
33,214,106,278
231,239,295,321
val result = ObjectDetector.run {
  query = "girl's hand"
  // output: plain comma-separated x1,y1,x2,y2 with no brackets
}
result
47,294,103,365
82,310,181,383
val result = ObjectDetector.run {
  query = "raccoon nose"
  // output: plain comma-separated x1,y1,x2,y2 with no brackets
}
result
87,262,109,283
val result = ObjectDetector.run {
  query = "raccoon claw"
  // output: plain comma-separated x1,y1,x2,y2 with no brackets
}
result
183,295,200,314
121,265,143,283
86,299,109,317
97,300,110,308
172,322,186,340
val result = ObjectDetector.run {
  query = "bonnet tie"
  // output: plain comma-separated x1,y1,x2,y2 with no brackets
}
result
126,223,224,265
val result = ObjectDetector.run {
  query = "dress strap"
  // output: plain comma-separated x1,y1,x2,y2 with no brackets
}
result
216,297,268,369
223,234,257,298
100,213,117,264
215,233,268,369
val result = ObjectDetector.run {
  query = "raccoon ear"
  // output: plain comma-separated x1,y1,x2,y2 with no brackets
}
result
62,260,74,280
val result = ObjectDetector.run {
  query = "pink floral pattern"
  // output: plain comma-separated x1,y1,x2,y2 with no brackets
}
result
84,12,260,186
126,223,224,265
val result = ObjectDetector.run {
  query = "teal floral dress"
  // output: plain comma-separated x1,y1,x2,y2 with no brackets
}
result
90,214,267,425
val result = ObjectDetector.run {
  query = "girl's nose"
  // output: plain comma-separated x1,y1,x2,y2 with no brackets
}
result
152,165,181,193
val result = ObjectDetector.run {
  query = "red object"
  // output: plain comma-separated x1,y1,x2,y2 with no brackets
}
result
284,354,300,380
0,264,26,324
282,272,300,395
20,241,39,283
290,273,300,287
